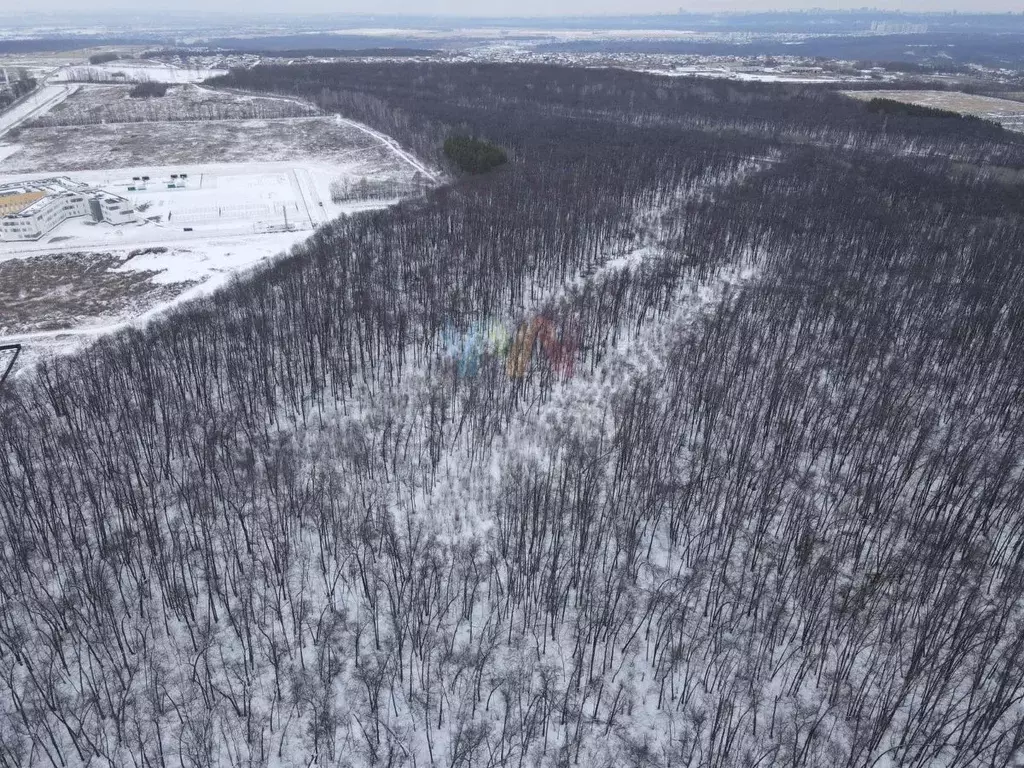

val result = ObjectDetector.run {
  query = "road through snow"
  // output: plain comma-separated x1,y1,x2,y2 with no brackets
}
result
0,84,76,140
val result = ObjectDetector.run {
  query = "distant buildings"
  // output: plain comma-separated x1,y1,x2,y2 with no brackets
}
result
871,21,929,35
0,177,136,242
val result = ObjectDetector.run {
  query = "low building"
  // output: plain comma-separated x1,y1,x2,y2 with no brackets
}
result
0,177,137,242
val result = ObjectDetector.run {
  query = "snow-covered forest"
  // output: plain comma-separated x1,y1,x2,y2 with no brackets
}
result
2,63,1024,767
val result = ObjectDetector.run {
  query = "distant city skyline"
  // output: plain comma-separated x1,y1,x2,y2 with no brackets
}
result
3,2,1023,18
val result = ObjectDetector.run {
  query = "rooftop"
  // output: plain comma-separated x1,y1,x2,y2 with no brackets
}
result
0,191,46,216
0,177,130,221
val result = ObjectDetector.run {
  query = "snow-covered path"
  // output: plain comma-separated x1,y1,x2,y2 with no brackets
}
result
1,324,118,343
333,114,441,182
207,86,440,181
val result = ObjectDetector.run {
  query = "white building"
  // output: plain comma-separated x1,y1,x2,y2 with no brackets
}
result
0,177,137,242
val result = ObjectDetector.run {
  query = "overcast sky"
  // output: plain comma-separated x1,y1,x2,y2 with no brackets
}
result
3,0,1022,16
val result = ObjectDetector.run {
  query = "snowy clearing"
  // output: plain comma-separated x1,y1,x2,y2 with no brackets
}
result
0,130,436,362
0,156,424,355
844,89,1024,132
334,113,441,182
0,160,422,260
0,66,442,367
53,61,227,84
0,116,426,177
26,83,319,127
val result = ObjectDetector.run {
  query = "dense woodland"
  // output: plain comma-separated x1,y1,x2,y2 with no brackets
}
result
2,63,1024,767
443,136,508,175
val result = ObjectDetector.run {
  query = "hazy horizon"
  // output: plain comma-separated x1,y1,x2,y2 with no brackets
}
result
2,2,1023,19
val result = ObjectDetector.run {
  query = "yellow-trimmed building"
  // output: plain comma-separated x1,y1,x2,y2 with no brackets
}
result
0,191,46,216
0,177,137,242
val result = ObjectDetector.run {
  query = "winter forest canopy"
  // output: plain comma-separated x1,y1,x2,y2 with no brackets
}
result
2,62,1024,767
443,136,509,175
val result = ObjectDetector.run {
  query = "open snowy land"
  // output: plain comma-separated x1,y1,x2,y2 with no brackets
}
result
0,115,418,174
0,75,439,366
844,89,1024,132
0,183,418,367
0,234,302,365
0,156,431,361
53,60,228,84
646,65,854,84
26,83,319,127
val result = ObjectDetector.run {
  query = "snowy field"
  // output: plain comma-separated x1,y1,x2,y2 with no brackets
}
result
0,68,440,365
0,160,413,257
0,155,427,354
646,66,851,83
844,89,1024,132
26,83,319,127
0,233,311,365
0,116,417,175
53,61,227,84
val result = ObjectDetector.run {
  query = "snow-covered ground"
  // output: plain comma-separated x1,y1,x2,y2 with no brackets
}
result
333,113,440,182
0,64,440,367
53,61,227,84
0,115,423,175
4,233,300,341
843,89,1024,132
0,194,406,368
0,160,417,261
26,83,320,128
0,83,76,139
0,151,432,363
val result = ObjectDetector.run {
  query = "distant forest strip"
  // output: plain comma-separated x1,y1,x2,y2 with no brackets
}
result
0,37,162,53
3,62,1024,768
204,34,445,52
208,62,1024,167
